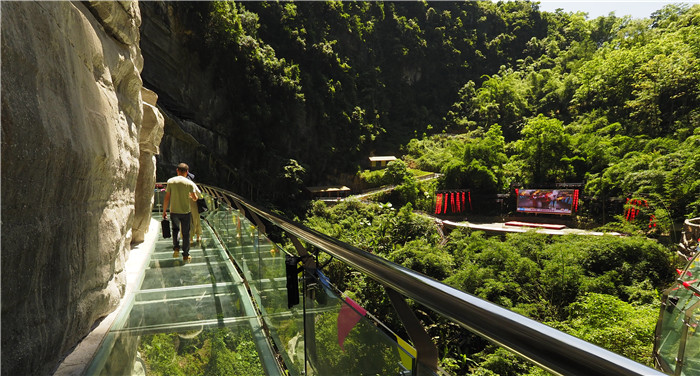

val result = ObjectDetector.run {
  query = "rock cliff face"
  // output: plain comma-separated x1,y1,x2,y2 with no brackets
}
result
132,87,164,243
0,2,159,375
139,2,246,190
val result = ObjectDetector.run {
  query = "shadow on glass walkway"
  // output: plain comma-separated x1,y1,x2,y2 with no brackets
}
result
87,185,667,376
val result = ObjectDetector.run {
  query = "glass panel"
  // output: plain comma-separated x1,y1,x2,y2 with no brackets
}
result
92,324,266,376
205,203,419,376
223,211,307,375
657,303,684,373
304,279,413,376
261,304,305,376
126,286,252,328
683,312,700,375
256,245,304,375
657,252,700,374
88,211,281,375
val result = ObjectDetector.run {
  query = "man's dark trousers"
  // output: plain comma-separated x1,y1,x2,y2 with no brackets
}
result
171,212,192,257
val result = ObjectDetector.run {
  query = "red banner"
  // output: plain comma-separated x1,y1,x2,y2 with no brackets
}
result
337,297,367,351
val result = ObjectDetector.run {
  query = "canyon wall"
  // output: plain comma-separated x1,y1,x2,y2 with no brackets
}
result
139,2,238,187
1,2,158,374
132,87,164,243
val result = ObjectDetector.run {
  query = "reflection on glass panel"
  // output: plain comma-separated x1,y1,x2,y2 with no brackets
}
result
684,312,700,375
304,281,411,376
127,289,252,328
95,325,265,376
657,304,683,373
265,311,305,375
228,213,306,375
201,201,419,376
656,251,700,375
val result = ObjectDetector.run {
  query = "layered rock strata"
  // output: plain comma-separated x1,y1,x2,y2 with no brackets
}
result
1,2,151,375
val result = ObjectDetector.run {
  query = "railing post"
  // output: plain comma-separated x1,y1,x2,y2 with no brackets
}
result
386,287,439,375
232,199,247,221
288,235,318,373
220,194,232,209
288,235,316,274
247,208,267,236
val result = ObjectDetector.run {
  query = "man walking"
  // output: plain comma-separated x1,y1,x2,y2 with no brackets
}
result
163,163,198,262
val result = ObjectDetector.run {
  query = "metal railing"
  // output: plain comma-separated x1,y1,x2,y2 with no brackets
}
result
198,184,665,376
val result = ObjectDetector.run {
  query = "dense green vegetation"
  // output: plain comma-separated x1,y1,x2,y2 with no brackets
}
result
138,328,264,376
402,3,700,224
157,1,695,217
304,199,676,374
170,2,699,219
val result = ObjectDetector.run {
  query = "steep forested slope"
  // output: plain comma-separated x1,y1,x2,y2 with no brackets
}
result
142,2,698,219
142,1,577,201
406,4,700,223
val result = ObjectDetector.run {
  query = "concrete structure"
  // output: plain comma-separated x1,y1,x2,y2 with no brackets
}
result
307,185,352,200
369,156,397,168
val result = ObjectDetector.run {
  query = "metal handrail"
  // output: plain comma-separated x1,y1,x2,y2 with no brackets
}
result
198,184,664,376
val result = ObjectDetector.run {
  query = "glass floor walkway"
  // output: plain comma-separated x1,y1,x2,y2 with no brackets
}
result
86,213,282,375
85,202,419,376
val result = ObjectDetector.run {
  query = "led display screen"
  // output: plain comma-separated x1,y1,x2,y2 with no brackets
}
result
516,189,577,215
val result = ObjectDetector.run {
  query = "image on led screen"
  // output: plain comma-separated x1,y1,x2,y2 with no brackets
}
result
516,189,575,215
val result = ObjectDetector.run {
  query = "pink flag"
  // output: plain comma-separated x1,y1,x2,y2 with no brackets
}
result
337,297,367,351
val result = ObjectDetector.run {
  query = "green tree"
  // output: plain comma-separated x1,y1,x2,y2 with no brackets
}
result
550,293,658,366
384,159,411,185
439,125,509,193
515,114,573,185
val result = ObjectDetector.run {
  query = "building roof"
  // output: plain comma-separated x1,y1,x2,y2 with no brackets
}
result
368,156,397,162
307,186,351,194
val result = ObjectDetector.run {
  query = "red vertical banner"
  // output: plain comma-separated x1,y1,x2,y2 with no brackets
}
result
435,193,443,214
450,192,456,213
468,191,472,211
456,191,461,213
626,199,649,221
573,189,579,212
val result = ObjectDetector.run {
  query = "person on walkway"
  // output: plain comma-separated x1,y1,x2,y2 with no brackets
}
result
188,174,203,245
162,163,198,262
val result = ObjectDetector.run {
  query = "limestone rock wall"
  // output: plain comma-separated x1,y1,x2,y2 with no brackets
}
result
132,88,164,243
1,2,149,375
